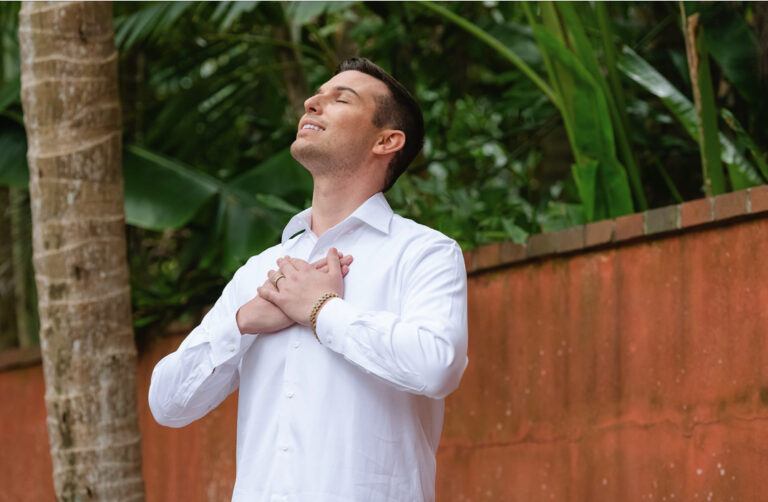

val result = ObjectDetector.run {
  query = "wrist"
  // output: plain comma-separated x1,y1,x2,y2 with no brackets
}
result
236,306,248,335
310,292,340,342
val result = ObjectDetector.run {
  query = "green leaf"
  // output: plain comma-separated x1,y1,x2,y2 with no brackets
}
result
213,1,260,31
124,145,300,273
232,148,312,200
221,195,280,273
123,145,218,229
571,159,598,221
114,2,196,50
720,109,768,182
0,128,28,188
418,1,559,106
538,202,585,233
618,46,763,190
535,28,633,220
0,74,20,113
500,218,528,244
286,1,355,25
619,46,699,128
703,10,760,104
593,2,648,210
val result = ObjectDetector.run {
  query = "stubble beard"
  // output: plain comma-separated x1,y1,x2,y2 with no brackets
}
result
290,137,362,179
290,139,329,174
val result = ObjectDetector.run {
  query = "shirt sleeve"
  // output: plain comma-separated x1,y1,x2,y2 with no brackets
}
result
148,258,259,427
315,240,468,399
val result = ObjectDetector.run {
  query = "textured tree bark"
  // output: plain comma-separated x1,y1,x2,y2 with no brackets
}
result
18,2,145,500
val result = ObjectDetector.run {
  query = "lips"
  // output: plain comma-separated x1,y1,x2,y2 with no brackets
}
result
298,119,326,132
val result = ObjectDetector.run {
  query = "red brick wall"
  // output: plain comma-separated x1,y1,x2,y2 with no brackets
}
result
2,187,768,501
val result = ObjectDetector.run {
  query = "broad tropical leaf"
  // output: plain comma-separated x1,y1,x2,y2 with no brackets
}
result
535,27,633,220
721,109,768,181
619,46,763,189
233,148,312,200
123,145,218,229
123,144,300,273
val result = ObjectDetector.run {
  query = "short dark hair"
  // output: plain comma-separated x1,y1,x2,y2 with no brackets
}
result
335,58,424,192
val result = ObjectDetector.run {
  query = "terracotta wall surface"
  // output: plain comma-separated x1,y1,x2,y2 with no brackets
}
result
0,336,239,502
439,216,768,502
2,190,768,501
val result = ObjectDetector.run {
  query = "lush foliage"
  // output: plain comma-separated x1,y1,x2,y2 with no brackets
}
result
1,1,767,341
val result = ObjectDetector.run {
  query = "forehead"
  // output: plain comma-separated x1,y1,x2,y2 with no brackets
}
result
320,70,389,99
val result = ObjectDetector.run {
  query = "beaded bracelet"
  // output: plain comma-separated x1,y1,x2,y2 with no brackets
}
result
310,292,340,342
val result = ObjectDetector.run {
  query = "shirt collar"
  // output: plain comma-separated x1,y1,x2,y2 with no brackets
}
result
281,192,393,245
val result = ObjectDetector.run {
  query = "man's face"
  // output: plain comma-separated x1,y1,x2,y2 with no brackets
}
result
290,70,389,174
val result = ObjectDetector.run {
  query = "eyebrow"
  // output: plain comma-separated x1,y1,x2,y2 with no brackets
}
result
315,85,361,98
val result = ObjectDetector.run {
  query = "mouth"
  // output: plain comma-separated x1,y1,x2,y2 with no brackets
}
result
298,120,325,134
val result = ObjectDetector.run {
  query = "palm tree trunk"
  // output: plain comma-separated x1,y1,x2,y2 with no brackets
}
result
18,2,145,500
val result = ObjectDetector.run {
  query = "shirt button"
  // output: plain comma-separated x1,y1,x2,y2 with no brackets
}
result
286,390,294,398
227,343,236,352
326,337,333,344
280,445,289,452
293,341,300,349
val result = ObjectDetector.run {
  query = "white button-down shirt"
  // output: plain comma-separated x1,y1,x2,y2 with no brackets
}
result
148,192,468,502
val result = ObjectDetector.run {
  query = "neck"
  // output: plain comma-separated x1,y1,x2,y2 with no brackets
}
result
309,174,380,237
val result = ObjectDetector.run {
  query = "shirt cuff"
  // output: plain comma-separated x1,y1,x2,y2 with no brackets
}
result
315,297,358,353
207,310,245,367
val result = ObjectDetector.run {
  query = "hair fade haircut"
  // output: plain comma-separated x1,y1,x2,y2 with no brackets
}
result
334,58,424,192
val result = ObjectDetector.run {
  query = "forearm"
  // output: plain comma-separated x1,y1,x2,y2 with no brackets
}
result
148,332,243,427
148,261,257,426
315,298,468,399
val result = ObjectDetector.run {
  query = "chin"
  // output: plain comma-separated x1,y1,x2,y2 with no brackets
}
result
290,140,311,163
290,141,329,173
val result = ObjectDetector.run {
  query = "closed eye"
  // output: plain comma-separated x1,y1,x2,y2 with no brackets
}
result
336,100,348,103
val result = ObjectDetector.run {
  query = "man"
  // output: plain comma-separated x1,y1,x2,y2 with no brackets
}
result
149,58,468,502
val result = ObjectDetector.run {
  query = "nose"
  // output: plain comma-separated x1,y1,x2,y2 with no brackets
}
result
303,93,322,114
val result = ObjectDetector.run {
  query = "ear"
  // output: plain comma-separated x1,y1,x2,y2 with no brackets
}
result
372,129,406,156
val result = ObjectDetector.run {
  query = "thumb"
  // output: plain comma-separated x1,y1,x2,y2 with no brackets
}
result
327,247,342,277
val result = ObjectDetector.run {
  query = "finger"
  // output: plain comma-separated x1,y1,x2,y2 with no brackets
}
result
341,265,349,276
266,269,288,292
327,247,342,277
257,283,279,304
277,256,298,271
287,256,312,272
315,255,351,272
278,260,299,278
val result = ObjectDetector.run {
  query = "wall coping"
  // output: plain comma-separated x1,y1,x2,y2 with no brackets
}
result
464,185,768,275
